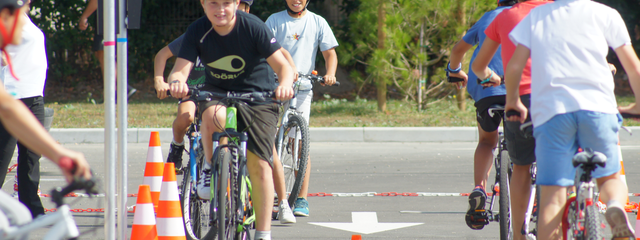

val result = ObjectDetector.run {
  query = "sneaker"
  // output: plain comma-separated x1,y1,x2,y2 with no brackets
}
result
293,198,309,217
196,167,211,200
604,201,635,239
167,142,185,174
465,186,488,230
278,200,296,224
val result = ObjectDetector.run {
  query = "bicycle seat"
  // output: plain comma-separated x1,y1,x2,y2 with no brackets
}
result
572,148,606,168
487,104,505,118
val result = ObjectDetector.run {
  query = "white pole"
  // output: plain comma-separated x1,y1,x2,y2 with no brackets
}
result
103,0,117,238
116,0,128,238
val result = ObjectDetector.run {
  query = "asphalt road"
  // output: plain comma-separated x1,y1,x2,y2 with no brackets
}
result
6,142,640,239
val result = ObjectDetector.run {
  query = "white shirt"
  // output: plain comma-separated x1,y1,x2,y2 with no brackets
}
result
265,10,339,90
508,0,630,127
2,14,48,99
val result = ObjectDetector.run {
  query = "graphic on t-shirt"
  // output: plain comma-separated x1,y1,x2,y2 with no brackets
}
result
207,55,246,80
293,33,300,40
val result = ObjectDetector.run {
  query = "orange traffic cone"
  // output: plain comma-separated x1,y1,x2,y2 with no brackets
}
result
635,205,640,239
352,235,362,240
156,162,186,240
130,185,158,240
143,131,164,211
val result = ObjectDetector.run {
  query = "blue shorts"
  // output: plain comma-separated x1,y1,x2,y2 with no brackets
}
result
533,110,621,186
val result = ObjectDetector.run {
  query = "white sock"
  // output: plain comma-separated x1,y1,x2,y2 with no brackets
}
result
204,161,211,169
172,140,184,146
254,231,271,240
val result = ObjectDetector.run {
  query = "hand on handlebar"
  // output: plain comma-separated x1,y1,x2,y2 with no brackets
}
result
448,71,468,89
154,78,171,99
56,150,92,183
322,75,337,86
276,85,294,101
505,100,528,123
169,81,190,99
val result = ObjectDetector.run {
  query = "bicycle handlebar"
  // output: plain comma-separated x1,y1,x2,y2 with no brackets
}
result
299,71,341,86
166,89,277,103
52,157,98,208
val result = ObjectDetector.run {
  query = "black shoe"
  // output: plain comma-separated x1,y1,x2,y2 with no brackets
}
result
465,186,488,230
167,143,185,174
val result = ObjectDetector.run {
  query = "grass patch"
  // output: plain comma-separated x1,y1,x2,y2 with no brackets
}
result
45,96,640,128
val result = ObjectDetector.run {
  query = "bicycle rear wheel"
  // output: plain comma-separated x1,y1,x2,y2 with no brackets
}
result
498,149,512,240
585,203,604,239
217,149,235,240
279,114,309,207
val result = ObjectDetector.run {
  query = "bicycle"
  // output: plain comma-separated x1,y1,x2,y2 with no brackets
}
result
466,104,512,240
517,120,538,240
274,71,340,208
205,90,278,240
0,158,98,240
562,148,607,239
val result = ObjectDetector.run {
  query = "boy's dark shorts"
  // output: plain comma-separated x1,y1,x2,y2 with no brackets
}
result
198,84,278,166
474,95,506,132
504,94,536,166
92,33,104,52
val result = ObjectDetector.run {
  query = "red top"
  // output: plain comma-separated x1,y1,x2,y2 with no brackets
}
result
484,0,551,95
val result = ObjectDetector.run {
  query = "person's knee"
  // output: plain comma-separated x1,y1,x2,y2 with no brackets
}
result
174,111,194,128
478,130,498,146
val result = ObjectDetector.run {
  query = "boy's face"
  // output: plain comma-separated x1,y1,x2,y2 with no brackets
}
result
201,0,239,27
286,0,306,13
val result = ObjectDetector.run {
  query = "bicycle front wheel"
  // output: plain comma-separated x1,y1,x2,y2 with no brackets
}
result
498,149,512,240
585,202,604,239
217,149,235,240
183,145,217,240
279,114,310,207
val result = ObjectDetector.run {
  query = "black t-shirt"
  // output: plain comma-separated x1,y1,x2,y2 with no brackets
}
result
178,11,281,92
168,34,205,88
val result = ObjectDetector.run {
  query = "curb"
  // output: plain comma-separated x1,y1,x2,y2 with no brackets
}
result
50,127,640,144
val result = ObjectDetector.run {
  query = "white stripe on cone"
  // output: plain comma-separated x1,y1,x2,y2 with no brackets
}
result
132,203,156,225
146,147,163,163
156,217,186,236
143,176,164,192
159,181,179,201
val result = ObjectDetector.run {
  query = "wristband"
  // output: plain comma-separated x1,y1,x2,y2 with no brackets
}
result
480,70,494,84
446,62,461,73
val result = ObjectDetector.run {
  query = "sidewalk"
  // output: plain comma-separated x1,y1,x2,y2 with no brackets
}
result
49,127,640,144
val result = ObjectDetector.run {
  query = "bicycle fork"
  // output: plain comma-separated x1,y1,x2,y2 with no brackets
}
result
522,163,537,240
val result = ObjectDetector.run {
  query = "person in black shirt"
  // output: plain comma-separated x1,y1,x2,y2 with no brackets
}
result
168,1,294,239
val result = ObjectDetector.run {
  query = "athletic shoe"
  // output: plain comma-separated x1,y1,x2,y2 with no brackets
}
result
605,201,635,239
167,142,185,174
196,167,211,200
465,186,488,230
293,198,309,217
278,200,296,224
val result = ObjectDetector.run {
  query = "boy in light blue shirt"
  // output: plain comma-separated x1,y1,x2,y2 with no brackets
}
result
265,0,338,218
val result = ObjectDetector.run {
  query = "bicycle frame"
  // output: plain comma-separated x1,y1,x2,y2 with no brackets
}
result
522,163,537,240
2,205,78,239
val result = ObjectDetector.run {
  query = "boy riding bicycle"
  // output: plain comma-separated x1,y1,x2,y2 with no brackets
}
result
471,1,551,239
265,0,338,218
445,0,515,230
168,0,294,239
506,1,639,239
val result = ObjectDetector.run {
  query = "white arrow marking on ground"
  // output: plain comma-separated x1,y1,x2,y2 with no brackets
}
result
308,212,423,234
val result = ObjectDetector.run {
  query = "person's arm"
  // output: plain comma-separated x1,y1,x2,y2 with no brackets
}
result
154,46,174,99
168,58,193,99
504,44,530,123
471,38,503,87
0,86,91,181
279,48,298,81
321,48,338,86
448,40,474,88
616,45,640,116
267,51,294,101
78,0,97,31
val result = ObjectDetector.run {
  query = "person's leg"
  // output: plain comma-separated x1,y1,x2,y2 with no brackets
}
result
538,185,567,240
167,100,196,172
272,144,295,223
17,96,45,218
510,164,531,240
293,90,313,216
246,151,274,232
0,118,17,186
474,124,498,190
